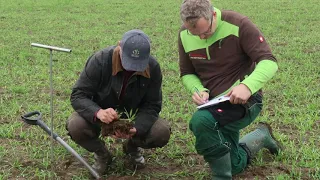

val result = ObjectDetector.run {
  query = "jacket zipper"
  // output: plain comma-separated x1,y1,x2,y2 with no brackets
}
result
119,74,136,99
219,39,223,49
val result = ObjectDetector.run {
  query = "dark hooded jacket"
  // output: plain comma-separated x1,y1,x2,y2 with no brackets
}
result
70,45,162,136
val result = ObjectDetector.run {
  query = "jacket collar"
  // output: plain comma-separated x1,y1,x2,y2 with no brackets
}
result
112,46,150,78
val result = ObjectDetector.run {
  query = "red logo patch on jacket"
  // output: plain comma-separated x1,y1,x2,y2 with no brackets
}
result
189,53,207,60
259,36,264,43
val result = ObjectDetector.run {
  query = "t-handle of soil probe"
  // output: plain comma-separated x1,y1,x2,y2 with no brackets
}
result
21,111,59,139
21,111,42,125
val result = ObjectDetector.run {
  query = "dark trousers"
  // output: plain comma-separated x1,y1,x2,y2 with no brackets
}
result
66,112,171,153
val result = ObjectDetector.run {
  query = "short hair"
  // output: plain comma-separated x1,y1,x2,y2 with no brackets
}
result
180,0,214,27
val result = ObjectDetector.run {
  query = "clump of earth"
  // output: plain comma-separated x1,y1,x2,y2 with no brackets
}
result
101,119,134,137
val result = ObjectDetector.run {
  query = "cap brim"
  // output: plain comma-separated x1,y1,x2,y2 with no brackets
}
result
121,54,149,72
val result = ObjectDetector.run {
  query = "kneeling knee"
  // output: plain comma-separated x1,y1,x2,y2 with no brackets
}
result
189,110,214,132
66,114,97,142
155,128,171,147
146,119,171,148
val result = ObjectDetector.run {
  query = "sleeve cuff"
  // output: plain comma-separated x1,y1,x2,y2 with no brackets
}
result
93,109,101,122
134,124,146,137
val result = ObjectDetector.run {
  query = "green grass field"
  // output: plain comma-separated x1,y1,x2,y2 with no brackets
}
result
1,0,319,179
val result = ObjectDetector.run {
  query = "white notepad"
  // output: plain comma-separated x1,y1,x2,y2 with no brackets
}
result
197,95,230,109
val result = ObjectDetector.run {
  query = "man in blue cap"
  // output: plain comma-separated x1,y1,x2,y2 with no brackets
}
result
66,29,171,176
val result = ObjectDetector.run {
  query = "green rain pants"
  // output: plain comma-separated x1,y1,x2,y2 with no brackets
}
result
189,103,262,175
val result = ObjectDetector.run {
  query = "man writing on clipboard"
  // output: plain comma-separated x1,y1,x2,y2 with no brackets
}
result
178,0,282,179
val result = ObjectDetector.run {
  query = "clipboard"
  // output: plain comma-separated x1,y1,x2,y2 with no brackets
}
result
197,95,230,109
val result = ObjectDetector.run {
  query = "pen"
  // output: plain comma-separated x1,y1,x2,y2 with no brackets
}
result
194,87,202,98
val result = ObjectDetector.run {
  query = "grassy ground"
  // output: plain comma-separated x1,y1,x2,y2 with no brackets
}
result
1,0,319,179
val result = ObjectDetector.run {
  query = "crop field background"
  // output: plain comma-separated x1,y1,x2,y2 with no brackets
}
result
0,0,319,179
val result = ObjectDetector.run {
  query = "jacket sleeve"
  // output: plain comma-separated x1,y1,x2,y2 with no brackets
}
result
239,18,278,93
70,54,102,123
134,63,162,137
178,30,208,93
178,30,196,77
239,17,277,63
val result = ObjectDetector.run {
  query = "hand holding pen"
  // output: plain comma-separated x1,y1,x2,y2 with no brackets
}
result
192,87,209,105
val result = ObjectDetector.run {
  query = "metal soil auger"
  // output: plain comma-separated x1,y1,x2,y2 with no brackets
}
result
21,43,101,179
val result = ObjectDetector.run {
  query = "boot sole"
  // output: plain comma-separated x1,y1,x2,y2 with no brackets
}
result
258,122,283,155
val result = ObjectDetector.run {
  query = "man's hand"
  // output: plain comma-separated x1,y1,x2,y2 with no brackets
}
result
192,91,209,105
96,108,118,124
112,128,137,139
226,84,252,104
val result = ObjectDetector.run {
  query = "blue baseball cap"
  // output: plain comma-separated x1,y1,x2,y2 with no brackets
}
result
120,29,151,72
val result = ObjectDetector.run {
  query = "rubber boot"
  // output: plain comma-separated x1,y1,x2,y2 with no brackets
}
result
123,140,145,169
92,147,112,176
206,153,232,180
239,122,282,159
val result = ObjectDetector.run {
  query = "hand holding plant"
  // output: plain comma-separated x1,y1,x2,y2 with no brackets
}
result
101,108,138,137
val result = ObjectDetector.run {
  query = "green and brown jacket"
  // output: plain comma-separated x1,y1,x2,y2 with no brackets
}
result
178,8,278,98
